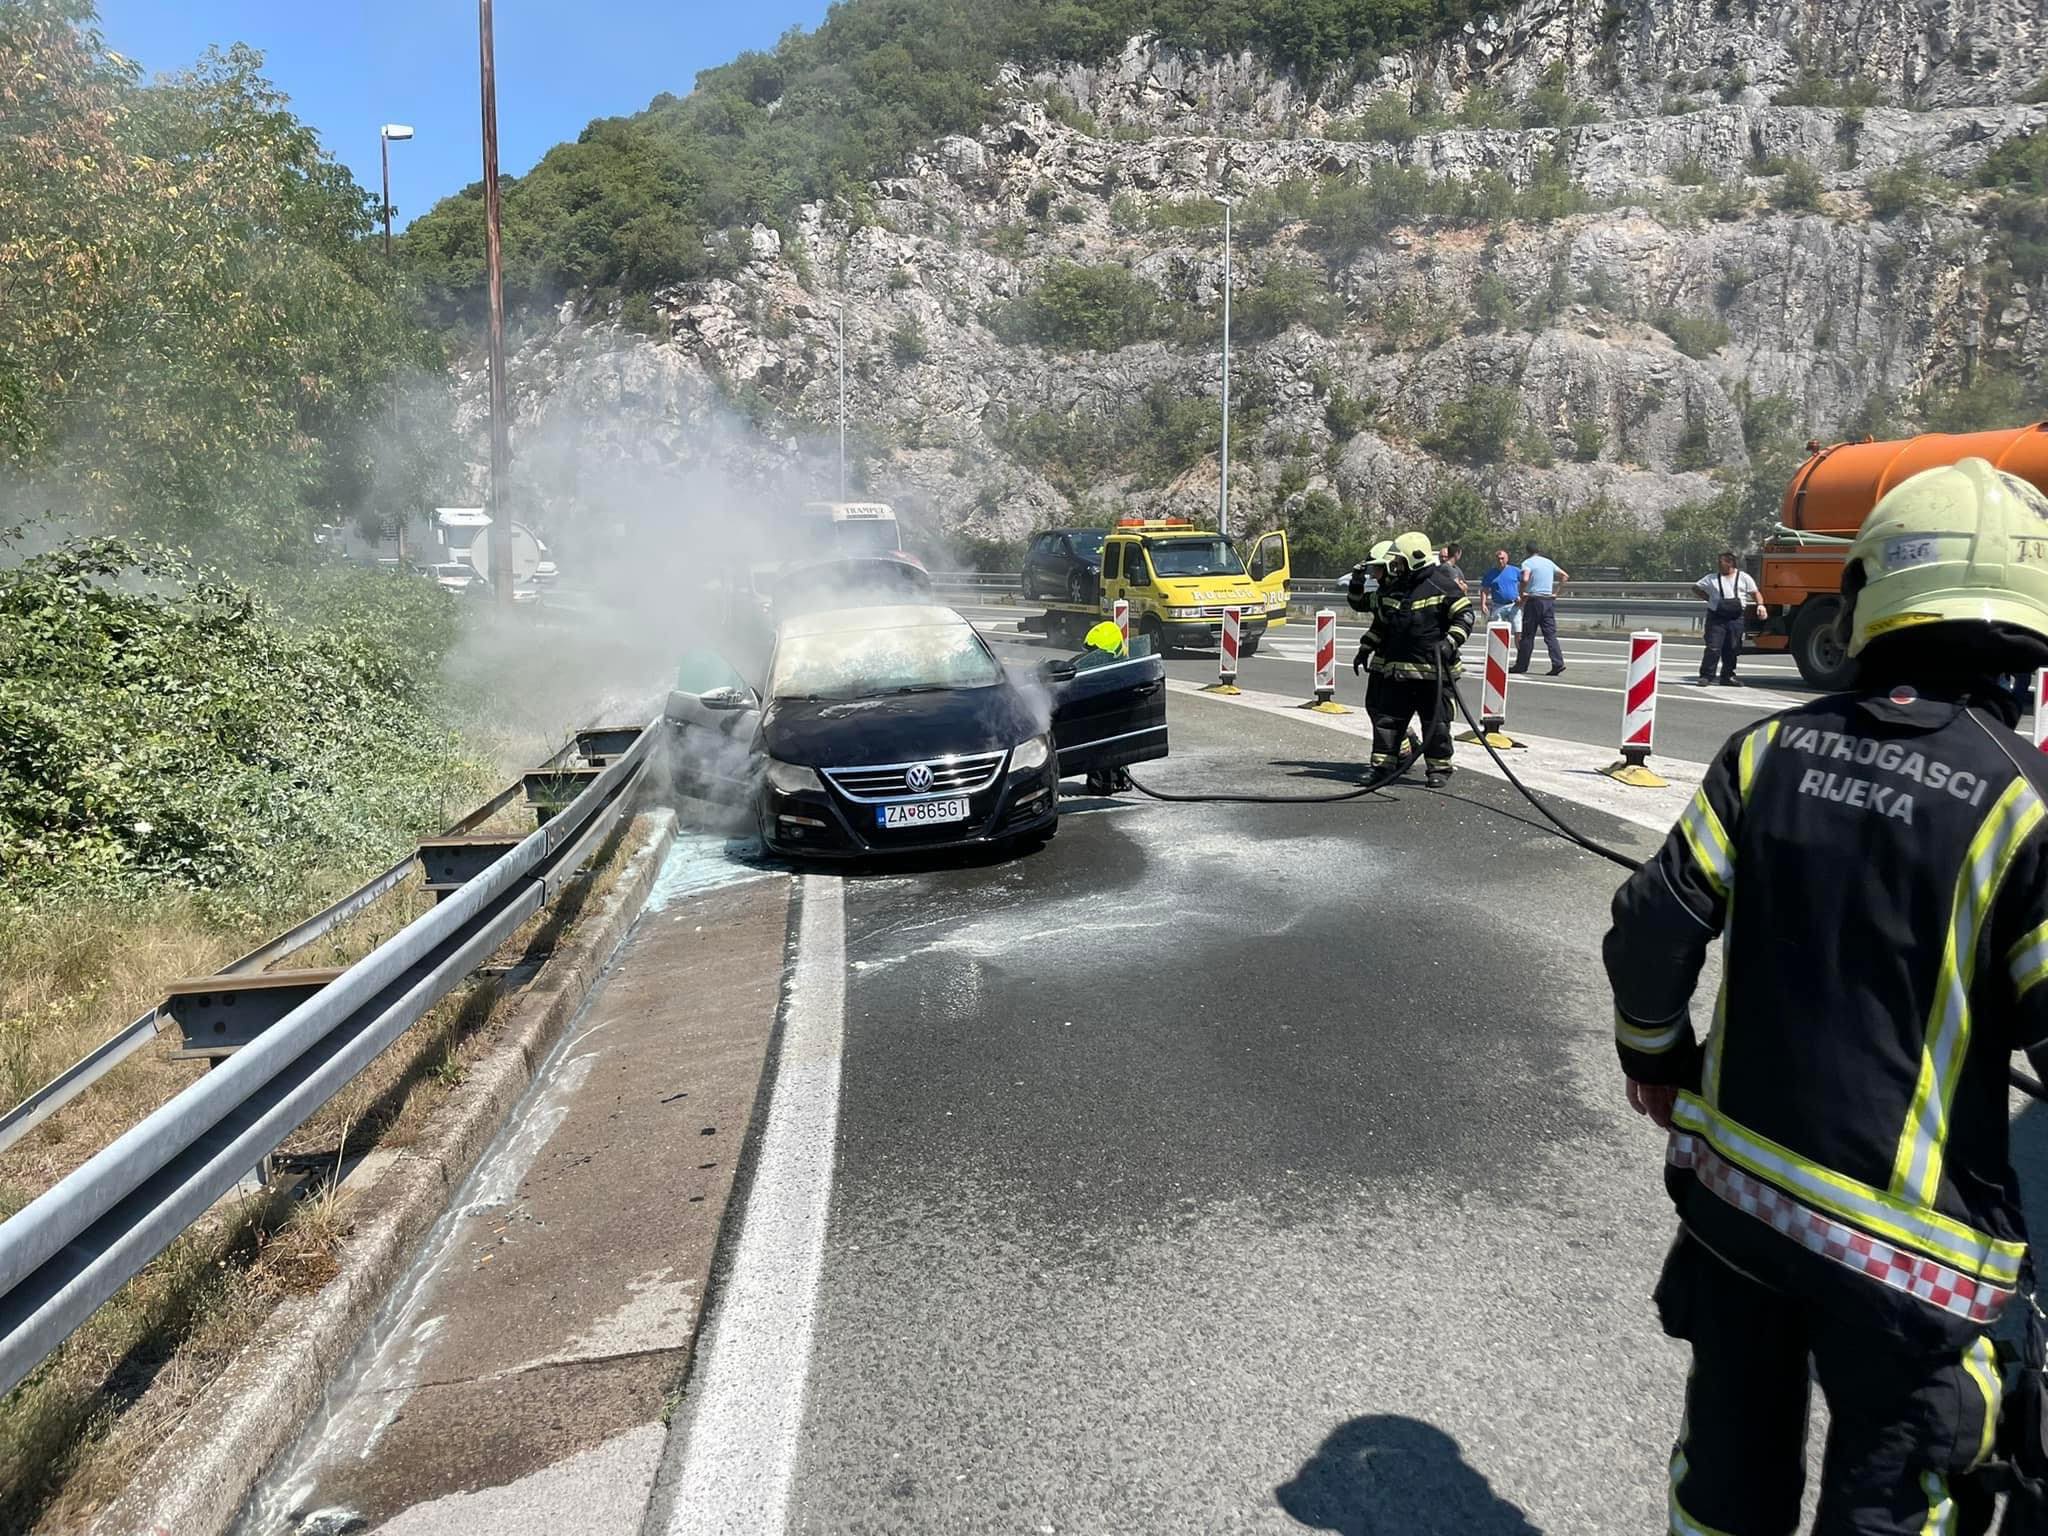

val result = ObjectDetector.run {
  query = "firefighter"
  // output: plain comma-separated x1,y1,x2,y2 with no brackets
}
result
1073,620,1132,794
1077,620,1126,667
1345,538,1397,620
1353,531,1472,788
1606,457,2048,1535
1347,539,1399,685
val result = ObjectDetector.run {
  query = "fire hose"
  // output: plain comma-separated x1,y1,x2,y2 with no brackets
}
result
1122,636,2048,1105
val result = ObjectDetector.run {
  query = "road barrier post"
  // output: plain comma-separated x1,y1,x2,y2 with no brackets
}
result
2035,671,2048,752
1301,608,1349,713
1602,631,1668,787
1206,606,1243,694
1457,622,1523,748
1114,598,1130,653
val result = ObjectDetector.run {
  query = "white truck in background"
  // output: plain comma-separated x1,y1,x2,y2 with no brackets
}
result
433,507,553,599
801,501,903,558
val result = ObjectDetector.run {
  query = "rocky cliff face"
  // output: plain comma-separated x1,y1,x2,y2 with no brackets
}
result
468,0,2048,564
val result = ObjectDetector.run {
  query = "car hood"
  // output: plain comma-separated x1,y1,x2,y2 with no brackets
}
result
762,684,1040,769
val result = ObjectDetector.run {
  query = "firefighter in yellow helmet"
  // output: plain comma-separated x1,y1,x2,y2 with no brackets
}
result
1073,619,1131,792
1344,539,1397,621
1607,458,2048,1535
1350,531,1473,787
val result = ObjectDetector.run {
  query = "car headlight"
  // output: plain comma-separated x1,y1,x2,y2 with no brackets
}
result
1169,606,1202,619
1010,733,1053,773
764,759,822,794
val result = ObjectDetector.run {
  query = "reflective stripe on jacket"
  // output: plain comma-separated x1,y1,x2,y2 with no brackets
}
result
1357,567,1473,681
1604,682,2048,1344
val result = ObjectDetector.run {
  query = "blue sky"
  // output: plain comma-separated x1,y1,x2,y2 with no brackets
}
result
96,2,834,228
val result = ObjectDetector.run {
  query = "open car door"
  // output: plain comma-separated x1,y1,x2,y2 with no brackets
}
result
664,650,763,807
1041,651,1168,780
1247,528,1291,629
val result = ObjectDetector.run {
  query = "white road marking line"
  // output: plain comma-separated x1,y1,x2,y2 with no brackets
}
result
656,875,845,1536
1163,680,1703,834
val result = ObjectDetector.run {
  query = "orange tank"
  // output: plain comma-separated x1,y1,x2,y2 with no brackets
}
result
1762,423,2048,686
1780,422,2048,534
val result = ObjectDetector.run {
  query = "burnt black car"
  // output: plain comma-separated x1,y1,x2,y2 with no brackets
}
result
665,603,1166,859
1022,528,1107,605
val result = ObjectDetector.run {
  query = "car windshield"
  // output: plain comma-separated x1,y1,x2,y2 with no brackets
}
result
771,621,1002,701
1146,538,1245,577
1069,530,1105,558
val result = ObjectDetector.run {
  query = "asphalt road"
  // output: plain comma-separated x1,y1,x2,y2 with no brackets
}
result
649,686,1699,1535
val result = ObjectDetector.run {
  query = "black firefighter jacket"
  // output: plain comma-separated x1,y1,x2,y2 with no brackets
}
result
1605,680,2048,1348
1355,566,1474,682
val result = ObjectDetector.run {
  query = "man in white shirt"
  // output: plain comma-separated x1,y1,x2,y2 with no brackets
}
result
1693,551,1766,686
1511,543,1569,675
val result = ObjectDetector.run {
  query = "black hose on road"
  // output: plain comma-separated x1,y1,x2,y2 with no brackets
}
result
1121,734,1423,805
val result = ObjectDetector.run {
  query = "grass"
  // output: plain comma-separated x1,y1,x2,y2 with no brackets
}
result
0,789,658,1532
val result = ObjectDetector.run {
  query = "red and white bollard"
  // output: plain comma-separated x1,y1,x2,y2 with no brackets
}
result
1604,631,1668,787
1207,606,1243,694
1301,608,1349,713
2034,671,2048,752
1113,597,1130,652
1458,621,1523,747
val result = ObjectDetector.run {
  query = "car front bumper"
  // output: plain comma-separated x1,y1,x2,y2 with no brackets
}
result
758,763,1059,859
1160,614,1270,647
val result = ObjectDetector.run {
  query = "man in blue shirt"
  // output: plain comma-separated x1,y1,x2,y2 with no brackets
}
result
1480,548,1521,638
1511,542,1568,675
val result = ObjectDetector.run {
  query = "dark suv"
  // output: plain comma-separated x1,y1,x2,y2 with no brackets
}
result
1022,528,1107,605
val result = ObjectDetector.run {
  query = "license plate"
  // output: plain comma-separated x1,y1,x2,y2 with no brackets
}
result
878,798,968,828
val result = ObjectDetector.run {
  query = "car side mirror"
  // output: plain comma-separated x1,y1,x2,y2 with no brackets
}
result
701,685,755,712
1039,657,1078,683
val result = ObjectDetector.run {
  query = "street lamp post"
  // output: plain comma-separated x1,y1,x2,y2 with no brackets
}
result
478,1,513,607
1218,196,1234,539
380,124,413,560
837,301,847,503
379,123,413,261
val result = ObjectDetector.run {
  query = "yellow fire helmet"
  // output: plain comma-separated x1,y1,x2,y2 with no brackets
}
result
1841,456,2048,658
1365,538,1396,570
1394,531,1438,570
1083,619,1127,655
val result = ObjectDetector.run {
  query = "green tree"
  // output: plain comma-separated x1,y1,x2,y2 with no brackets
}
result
1233,264,1344,341
1772,160,1825,212
994,263,1163,351
1284,490,1357,576
1426,384,1521,466
0,7,447,558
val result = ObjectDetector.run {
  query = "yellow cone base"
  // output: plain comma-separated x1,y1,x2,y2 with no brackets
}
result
1300,698,1351,714
1602,759,1669,788
1203,682,1243,695
1457,729,1524,749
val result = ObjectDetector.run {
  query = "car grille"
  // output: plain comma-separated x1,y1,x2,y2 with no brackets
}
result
821,750,1007,802
1191,605,1260,619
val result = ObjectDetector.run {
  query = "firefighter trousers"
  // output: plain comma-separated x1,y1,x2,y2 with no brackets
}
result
1367,674,1451,772
1656,1230,2002,1536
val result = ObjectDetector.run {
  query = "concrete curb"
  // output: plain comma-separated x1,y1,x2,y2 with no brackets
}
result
87,809,679,1536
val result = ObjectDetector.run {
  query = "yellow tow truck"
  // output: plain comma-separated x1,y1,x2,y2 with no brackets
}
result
1019,519,1290,653
1101,519,1288,657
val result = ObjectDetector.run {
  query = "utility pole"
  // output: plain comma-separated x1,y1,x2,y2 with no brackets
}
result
837,301,847,502
1218,196,1233,539
380,124,412,562
479,0,513,607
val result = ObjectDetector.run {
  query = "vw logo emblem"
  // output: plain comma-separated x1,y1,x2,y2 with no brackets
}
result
905,763,935,793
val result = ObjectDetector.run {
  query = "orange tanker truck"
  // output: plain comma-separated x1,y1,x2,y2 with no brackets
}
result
1761,421,2048,687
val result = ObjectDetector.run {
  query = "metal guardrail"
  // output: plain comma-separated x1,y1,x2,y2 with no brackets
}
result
0,740,588,1158
926,575,1709,630
0,719,659,1398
